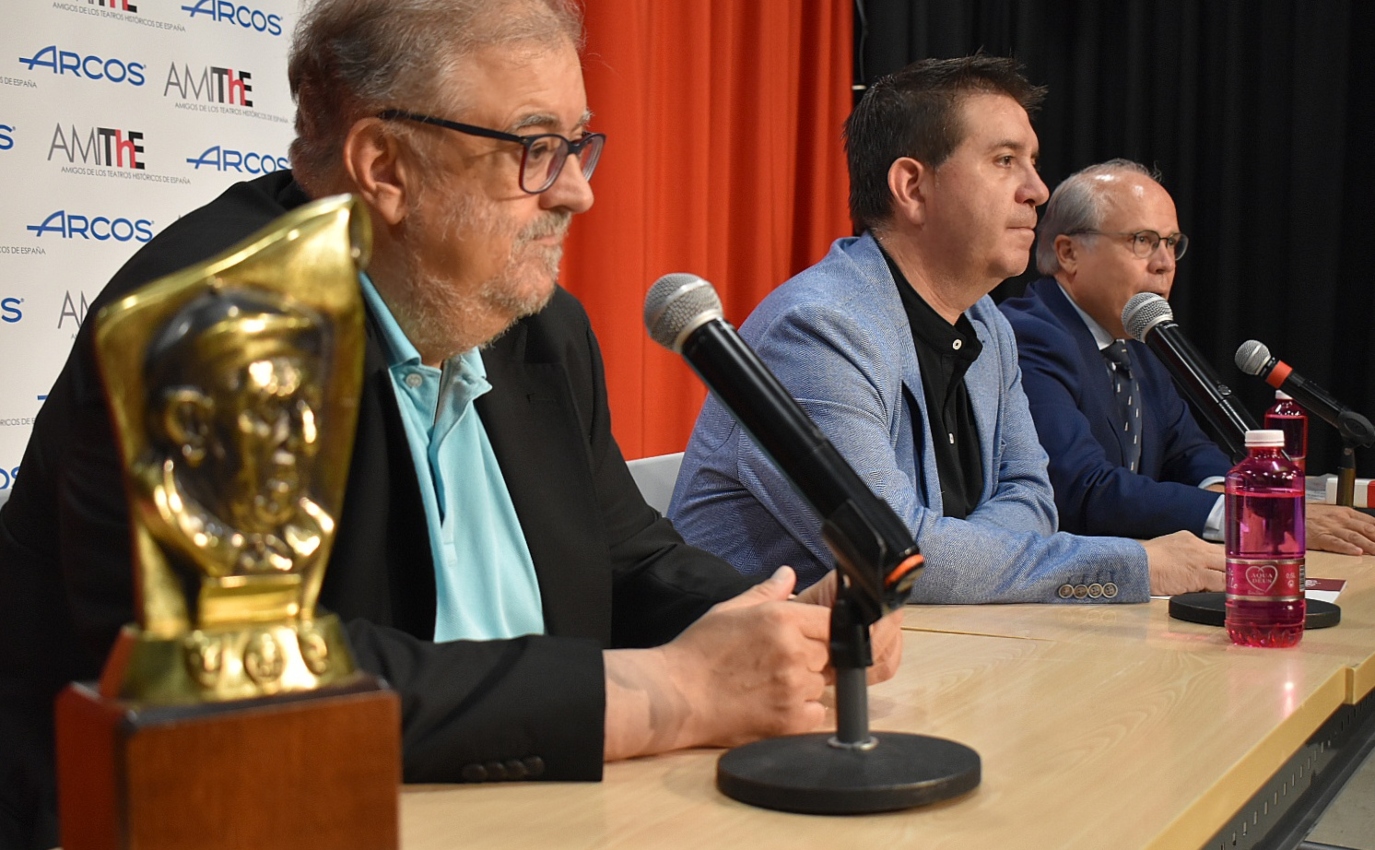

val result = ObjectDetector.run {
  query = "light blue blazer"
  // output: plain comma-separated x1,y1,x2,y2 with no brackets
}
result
669,233,1149,603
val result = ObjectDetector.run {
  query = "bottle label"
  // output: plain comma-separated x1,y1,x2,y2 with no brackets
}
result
1226,556,1304,601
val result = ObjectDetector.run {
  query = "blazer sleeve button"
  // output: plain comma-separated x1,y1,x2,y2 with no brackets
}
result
523,756,546,778
1088,583,1103,598
1073,584,1089,599
1057,584,1075,599
1103,582,1118,598
485,761,507,781
504,759,529,780
461,763,488,783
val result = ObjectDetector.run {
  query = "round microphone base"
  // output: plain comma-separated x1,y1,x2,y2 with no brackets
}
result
1168,591,1340,629
716,732,980,815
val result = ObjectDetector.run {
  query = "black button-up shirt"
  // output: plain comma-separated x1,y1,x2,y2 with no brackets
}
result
881,248,984,519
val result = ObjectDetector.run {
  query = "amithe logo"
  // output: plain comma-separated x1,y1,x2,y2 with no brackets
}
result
49,124,145,170
87,0,138,10
0,124,13,151
17,46,146,86
2,296,21,323
181,1,283,36
163,63,252,106
58,291,90,330
26,211,154,243
186,145,287,174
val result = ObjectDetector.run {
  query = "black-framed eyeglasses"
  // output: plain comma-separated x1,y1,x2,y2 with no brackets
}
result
1066,228,1189,260
378,108,606,195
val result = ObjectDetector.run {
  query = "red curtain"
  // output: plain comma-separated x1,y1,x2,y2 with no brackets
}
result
561,0,853,459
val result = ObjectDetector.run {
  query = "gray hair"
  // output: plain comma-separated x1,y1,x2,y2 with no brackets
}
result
287,0,584,193
1034,158,1160,276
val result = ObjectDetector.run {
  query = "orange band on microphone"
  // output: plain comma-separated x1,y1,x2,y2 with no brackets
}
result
886,553,925,588
1267,361,1292,388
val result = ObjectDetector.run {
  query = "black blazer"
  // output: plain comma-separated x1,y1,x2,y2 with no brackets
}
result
0,172,752,845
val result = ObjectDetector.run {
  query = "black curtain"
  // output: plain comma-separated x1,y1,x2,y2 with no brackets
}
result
855,0,1375,478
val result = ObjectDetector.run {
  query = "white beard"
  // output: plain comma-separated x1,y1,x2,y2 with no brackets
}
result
393,184,571,358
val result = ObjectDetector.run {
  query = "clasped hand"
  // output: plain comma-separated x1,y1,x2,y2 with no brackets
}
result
603,566,903,760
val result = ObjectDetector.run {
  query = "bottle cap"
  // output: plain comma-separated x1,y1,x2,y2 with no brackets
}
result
1275,390,1293,400
1245,429,1286,447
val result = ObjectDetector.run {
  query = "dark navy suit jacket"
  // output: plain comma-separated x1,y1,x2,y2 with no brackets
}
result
999,277,1231,539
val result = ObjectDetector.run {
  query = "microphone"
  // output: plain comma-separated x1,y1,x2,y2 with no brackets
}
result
644,273,922,621
1121,292,1258,461
1235,340,1375,447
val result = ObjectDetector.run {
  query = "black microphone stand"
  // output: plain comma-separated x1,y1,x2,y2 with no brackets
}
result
646,278,980,813
715,575,981,815
1331,411,1375,507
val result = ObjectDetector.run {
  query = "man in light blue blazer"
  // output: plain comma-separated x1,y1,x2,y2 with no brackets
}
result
669,56,1225,604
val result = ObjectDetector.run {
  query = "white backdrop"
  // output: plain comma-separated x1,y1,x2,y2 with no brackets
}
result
0,0,297,495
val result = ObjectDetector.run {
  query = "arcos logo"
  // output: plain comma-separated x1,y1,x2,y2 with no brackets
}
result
187,145,287,174
2,297,21,323
164,64,252,106
181,1,283,36
0,124,13,151
50,124,145,170
0,466,20,491
17,46,146,87
26,211,154,243
90,0,138,10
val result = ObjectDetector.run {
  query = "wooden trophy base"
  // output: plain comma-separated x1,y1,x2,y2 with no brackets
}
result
56,675,400,850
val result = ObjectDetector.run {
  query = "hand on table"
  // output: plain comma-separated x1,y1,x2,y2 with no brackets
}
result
1142,530,1225,595
1306,503,1375,555
604,566,829,759
602,565,910,761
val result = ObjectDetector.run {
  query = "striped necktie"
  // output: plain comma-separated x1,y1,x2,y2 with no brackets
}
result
1103,341,1142,472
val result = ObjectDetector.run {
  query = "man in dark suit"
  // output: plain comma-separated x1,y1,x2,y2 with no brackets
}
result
0,1,898,846
1000,159,1375,551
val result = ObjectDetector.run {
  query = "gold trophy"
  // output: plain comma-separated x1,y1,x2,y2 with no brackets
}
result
55,195,399,850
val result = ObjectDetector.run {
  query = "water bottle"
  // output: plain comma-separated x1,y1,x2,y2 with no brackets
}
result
1225,429,1305,647
1264,390,1308,473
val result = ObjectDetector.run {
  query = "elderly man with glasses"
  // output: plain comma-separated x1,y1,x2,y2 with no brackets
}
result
999,159,1375,552
0,2,902,845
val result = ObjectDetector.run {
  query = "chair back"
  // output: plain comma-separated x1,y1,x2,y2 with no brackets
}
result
625,452,685,515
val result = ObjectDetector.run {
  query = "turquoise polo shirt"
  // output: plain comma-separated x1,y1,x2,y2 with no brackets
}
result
359,274,544,641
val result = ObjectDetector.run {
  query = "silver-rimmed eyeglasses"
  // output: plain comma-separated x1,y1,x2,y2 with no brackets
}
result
1067,229,1189,260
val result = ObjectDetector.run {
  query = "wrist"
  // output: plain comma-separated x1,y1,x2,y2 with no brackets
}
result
603,646,694,761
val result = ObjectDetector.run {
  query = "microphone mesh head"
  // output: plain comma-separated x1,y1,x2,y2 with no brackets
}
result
644,273,723,352
1121,292,1173,342
1235,339,1271,375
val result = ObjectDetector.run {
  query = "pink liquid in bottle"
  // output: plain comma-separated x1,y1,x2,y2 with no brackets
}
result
1225,430,1305,648
1263,391,1307,474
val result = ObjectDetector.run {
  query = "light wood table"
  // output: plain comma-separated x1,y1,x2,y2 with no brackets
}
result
402,564,1367,850
902,552,1375,703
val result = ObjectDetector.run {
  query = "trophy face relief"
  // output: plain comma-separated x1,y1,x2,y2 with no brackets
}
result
95,195,367,705
143,293,330,581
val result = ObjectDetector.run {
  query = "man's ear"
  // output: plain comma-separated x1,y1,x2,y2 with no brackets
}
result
340,118,413,227
1054,234,1079,275
162,388,214,468
886,157,929,227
